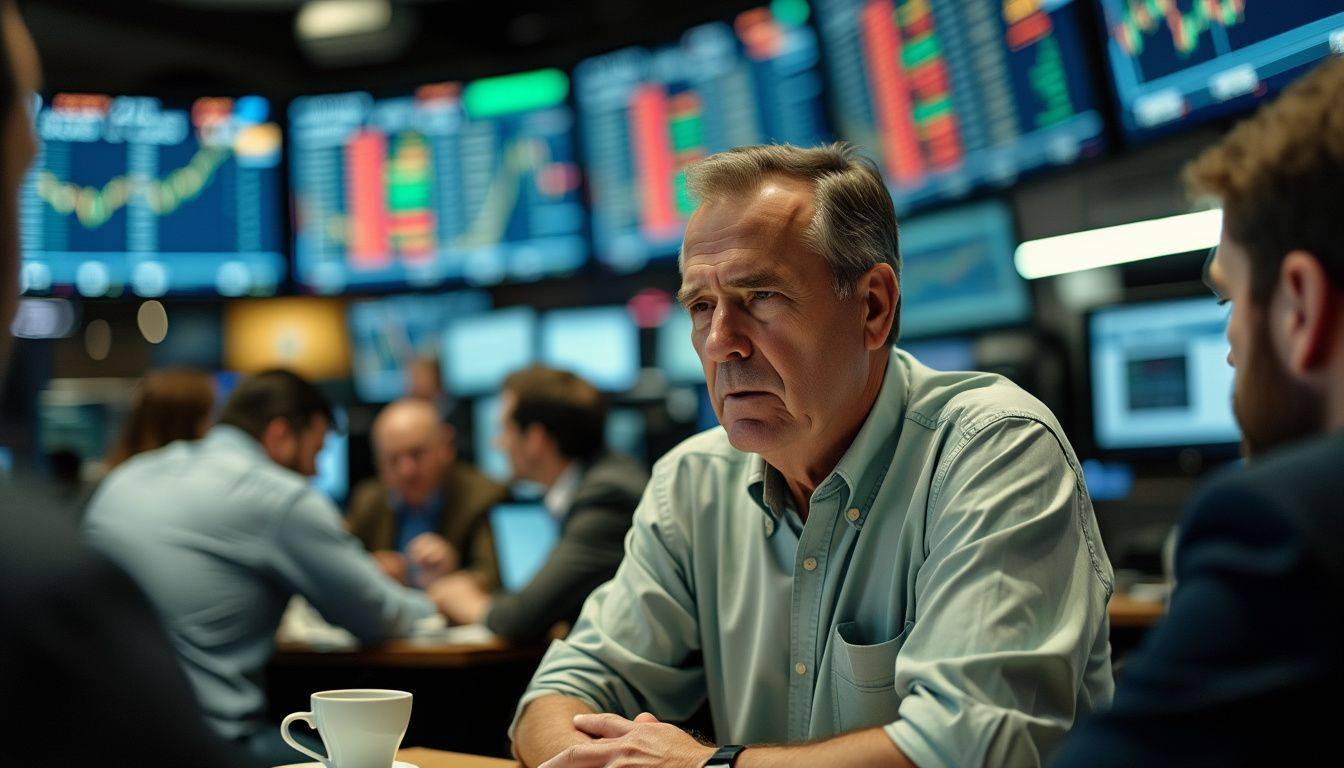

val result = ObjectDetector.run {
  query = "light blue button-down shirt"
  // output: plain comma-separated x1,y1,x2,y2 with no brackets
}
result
514,349,1114,767
85,425,437,740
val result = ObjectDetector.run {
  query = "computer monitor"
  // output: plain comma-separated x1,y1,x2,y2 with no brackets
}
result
900,337,975,371
311,407,349,502
899,201,1031,338
656,310,703,384
223,298,352,382
1098,1,1344,141
20,93,285,297
574,3,830,270
473,393,511,482
605,408,647,462
347,290,492,403
539,306,640,392
814,0,1104,211
489,503,561,593
289,71,588,293
1089,296,1239,453
441,306,537,397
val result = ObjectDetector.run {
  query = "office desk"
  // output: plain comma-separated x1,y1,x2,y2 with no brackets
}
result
1108,592,1165,629
272,638,545,669
267,640,547,758
280,749,515,767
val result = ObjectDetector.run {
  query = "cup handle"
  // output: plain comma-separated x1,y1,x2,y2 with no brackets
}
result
280,711,329,765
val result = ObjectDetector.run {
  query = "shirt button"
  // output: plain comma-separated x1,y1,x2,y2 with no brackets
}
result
802,557,818,571
764,519,775,535
794,662,807,676
846,508,861,522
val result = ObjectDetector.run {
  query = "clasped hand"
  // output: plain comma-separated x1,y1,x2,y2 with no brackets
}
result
538,712,717,768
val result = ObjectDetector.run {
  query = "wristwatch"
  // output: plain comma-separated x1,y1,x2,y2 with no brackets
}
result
704,745,747,767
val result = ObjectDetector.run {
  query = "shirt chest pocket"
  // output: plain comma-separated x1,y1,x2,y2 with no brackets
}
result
829,620,914,733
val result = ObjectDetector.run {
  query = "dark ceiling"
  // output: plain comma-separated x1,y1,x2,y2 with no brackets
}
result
24,0,769,98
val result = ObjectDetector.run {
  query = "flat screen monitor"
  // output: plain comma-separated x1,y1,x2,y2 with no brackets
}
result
575,2,830,271
1089,296,1239,452
473,394,510,482
900,337,975,371
656,310,704,384
20,93,285,297
1098,0,1344,141
605,408,647,462
814,0,1105,211
489,503,561,592
539,306,641,392
347,290,491,402
899,201,1030,338
311,407,349,502
290,70,588,293
441,306,537,397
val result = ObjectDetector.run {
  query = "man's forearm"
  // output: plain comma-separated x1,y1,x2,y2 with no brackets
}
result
513,694,598,768
738,727,916,768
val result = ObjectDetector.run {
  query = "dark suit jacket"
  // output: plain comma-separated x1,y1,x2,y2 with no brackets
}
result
484,452,649,640
0,484,251,768
1052,431,1344,768
346,462,508,589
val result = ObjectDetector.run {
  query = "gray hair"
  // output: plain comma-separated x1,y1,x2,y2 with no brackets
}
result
680,142,902,343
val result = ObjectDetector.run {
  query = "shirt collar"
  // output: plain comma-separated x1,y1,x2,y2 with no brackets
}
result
544,461,582,521
204,424,269,461
746,350,909,532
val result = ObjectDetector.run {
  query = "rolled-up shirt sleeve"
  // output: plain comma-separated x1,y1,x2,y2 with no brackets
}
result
510,468,705,737
886,416,1115,768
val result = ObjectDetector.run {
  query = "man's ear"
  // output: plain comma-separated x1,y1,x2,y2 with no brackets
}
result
857,263,898,351
260,417,293,463
1276,251,1339,375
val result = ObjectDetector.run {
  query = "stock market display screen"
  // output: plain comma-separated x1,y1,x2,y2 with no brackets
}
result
898,200,1030,338
347,289,492,403
20,94,285,297
1098,0,1344,140
814,0,1104,211
575,1,831,271
290,69,588,293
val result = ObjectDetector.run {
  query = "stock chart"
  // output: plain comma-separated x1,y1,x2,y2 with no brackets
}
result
1099,0,1344,138
290,69,588,293
20,94,285,297
575,0,831,271
898,200,1031,338
814,0,1104,211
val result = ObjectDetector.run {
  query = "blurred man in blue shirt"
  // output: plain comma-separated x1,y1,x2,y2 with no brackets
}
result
86,370,440,766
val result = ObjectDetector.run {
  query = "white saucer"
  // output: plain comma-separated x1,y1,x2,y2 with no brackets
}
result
277,762,418,768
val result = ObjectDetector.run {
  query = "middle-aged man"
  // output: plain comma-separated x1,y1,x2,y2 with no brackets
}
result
429,365,648,640
511,143,1114,768
0,3,250,766
1052,56,1344,768
85,370,441,766
347,397,507,589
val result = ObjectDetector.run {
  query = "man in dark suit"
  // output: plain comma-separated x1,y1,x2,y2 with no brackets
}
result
0,3,249,766
1053,57,1344,767
429,366,648,640
347,397,508,589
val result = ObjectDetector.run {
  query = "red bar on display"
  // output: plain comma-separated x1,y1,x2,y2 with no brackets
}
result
630,84,681,239
346,130,391,268
860,0,925,186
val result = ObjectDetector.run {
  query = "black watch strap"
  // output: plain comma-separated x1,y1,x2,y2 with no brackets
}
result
705,745,747,767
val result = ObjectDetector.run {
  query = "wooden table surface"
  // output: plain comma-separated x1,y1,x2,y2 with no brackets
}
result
272,638,546,669
279,748,516,767
1108,592,1166,629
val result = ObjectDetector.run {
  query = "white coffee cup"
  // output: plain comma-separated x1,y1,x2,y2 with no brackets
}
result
281,689,412,768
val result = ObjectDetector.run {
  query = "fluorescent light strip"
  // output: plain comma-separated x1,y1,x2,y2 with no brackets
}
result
1014,209,1223,280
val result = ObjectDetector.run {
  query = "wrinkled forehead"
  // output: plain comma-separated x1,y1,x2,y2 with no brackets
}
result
680,179,817,269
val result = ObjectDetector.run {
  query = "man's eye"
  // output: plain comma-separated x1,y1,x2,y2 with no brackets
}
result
688,301,710,314
751,291,777,302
